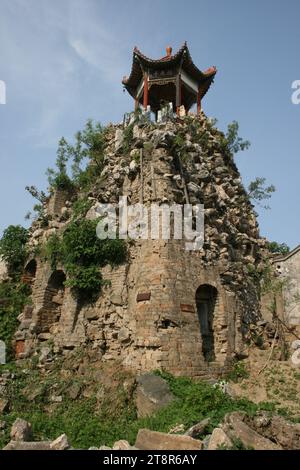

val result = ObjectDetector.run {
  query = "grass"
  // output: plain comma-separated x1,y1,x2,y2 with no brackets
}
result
0,363,287,449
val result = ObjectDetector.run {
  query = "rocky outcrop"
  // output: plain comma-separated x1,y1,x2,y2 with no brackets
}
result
136,373,174,418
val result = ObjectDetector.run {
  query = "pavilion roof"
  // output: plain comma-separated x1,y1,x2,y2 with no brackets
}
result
122,42,217,100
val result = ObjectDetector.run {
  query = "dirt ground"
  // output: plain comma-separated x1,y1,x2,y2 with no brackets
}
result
230,344,300,418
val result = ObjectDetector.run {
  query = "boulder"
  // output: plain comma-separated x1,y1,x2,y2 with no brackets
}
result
10,418,32,441
222,412,282,450
50,433,70,450
247,413,300,450
136,373,174,418
3,441,52,450
185,418,211,438
135,429,203,450
268,416,300,449
207,428,233,450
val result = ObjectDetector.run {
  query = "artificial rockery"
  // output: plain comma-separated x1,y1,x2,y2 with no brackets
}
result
4,111,267,378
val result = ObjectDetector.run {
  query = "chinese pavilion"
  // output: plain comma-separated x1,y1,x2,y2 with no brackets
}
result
122,42,217,115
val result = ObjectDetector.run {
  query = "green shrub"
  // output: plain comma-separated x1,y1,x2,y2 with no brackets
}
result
122,123,134,154
226,362,250,383
0,281,31,359
40,219,127,299
71,198,93,220
0,225,29,275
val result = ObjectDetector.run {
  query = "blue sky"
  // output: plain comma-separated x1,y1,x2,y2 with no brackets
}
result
0,0,299,248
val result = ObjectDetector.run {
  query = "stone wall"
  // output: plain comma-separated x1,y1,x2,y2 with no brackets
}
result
14,113,266,378
274,246,300,325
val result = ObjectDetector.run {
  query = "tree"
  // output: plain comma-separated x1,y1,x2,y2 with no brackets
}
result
223,121,251,154
268,241,290,255
0,225,28,275
46,137,73,190
25,186,47,203
70,120,107,186
46,120,107,191
247,177,276,209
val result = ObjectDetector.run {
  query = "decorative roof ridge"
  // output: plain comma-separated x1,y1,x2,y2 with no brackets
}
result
133,42,188,64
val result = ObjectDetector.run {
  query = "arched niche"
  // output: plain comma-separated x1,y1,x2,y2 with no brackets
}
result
195,284,218,362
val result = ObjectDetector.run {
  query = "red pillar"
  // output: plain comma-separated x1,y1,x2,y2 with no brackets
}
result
197,88,201,115
143,73,148,110
176,74,181,115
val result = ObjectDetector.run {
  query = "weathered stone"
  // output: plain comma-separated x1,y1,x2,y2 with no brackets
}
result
248,413,300,450
207,428,233,450
135,429,203,450
222,412,282,450
50,395,63,403
118,327,131,343
291,339,300,350
0,398,9,414
169,424,185,434
39,346,52,363
111,293,123,306
50,433,70,450
3,440,52,450
129,160,138,172
185,418,211,438
136,373,174,418
68,382,81,400
84,309,99,321
10,418,32,441
38,333,52,341
112,440,135,450
115,129,124,152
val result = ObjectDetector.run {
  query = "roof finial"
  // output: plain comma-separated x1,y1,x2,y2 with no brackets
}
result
166,46,172,57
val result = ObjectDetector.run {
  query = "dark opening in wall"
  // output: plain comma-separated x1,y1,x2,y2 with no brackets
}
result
196,284,217,362
22,259,37,286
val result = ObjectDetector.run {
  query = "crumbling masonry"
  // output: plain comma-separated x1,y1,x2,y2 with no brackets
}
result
14,111,266,378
